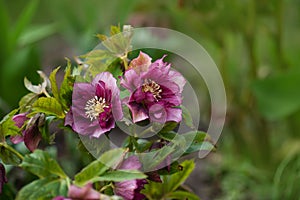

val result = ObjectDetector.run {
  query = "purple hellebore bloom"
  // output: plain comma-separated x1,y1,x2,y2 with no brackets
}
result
121,52,186,124
0,163,8,194
52,183,101,200
114,156,147,200
65,72,123,138
10,113,42,152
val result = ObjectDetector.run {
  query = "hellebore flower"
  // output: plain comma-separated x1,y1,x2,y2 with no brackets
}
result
0,163,8,194
10,113,43,152
65,72,123,138
121,52,186,123
114,156,147,200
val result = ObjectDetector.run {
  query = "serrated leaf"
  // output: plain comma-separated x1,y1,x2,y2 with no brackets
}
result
93,170,146,182
16,176,68,200
32,97,65,118
74,160,108,187
142,160,195,199
49,66,60,101
74,148,125,186
19,93,39,113
83,49,117,77
59,63,74,110
167,191,200,200
20,150,67,179
0,109,20,139
162,160,195,192
181,105,195,128
0,143,23,165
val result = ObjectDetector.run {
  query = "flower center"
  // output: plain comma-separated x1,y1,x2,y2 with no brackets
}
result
85,96,108,121
142,79,162,100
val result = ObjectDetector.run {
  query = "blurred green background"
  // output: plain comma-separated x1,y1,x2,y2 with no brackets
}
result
1,0,300,199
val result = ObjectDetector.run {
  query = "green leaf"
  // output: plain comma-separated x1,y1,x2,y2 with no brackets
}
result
106,59,123,79
159,122,178,133
16,176,68,200
157,131,177,141
162,160,195,192
157,161,181,175
32,97,65,118
0,109,20,139
20,150,67,179
181,105,195,128
0,143,23,165
83,49,114,77
158,130,213,154
120,89,130,99
142,160,196,199
185,141,215,155
167,191,200,200
19,93,39,113
74,148,125,186
40,116,56,144
140,146,175,171
252,71,300,120
98,148,126,168
49,67,61,101
59,62,74,110
74,159,108,186
182,131,215,154
93,170,147,182
135,139,153,153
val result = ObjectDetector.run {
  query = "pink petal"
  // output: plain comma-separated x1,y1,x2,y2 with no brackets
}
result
10,135,24,144
166,107,182,123
119,156,142,170
68,183,101,199
128,51,152,73
12,113,28,128
128,102,149,123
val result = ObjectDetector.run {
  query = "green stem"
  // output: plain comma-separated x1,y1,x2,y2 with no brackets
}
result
0,143,24,162
121,54,129,70
42,89,51,98
100,182,113,192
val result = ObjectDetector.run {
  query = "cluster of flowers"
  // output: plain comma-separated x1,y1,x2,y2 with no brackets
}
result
66,52,185,137
0,51,186,200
